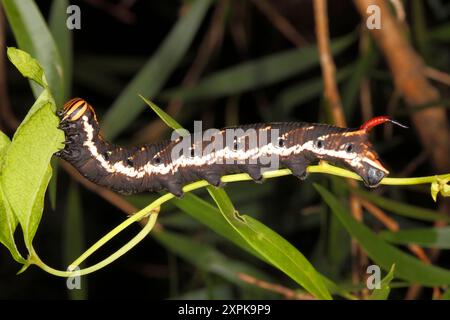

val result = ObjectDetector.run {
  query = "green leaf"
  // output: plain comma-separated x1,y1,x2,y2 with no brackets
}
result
380,227,450,249
140,95,183,130
2,0,65,105
49,0,72,101
154,229,273,289
171,193,263,259
0,187,25,264
171,190,355,298
102,0,213,140
0,130,10,161
369,264,395,300
1,91,64,249
0,133,25,263
315,183,450,286
6,47,47,88
350,187,450,223
207,188,332,300
162,33,355,102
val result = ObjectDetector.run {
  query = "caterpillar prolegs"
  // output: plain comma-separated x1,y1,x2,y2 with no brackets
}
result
55,98,407,197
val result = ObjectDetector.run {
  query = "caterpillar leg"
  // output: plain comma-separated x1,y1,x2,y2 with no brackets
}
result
241,164,264,183
282,158,309,180
159,178,184,198
198,170,224,188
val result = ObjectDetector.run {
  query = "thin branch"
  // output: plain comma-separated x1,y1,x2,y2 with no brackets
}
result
360,199,398,231
237,272,316,300
425,66,450,87
389,0,406,22
250,0,308,47
314,0,366,292
354,0,450,173
314,0,346,127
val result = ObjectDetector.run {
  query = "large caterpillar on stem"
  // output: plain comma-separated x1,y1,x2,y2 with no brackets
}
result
55,98,407,197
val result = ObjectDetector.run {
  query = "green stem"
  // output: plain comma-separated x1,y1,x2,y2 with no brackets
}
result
30,211,159,277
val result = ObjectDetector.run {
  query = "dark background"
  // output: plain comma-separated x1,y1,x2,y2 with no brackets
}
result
1,0,449,299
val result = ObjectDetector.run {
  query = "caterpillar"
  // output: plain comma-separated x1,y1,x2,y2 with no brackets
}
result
55,98,407,197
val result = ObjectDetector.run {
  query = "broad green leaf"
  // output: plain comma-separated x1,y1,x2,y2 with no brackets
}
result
0,133,25,263
64,184,87,300
162,33,355,102
1,92,64,249
369,264,395,300
102,0,213,140
315,183,450,286
380,227,450,249
154,229,273,289
49,0,72,101
276,64,354,115
0,187,25,264
0,131,10,161
171,193,356,299
2,0,64,105
349,187,450,223
171,193,263,260
6,47,47,88
207,188,332,300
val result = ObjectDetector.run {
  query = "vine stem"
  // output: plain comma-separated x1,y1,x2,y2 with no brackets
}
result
29,163,450,277
29,211,160,277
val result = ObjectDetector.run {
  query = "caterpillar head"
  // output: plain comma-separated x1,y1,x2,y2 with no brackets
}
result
337,116,407,187
58,98,97,123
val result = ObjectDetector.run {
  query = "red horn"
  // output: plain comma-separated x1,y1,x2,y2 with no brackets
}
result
360,116,408,132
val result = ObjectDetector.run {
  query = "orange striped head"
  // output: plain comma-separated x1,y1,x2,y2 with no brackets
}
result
61,98,97,122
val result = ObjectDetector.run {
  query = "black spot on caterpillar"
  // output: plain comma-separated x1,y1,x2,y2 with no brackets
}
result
55,98,408,197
